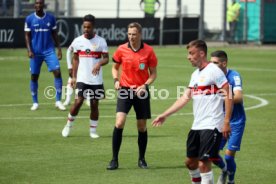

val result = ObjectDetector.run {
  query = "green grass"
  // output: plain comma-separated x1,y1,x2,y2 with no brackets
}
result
0,45,275,184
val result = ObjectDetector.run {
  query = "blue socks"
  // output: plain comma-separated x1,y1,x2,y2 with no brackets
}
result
30,80,38,103
213,155,226,170
225,155,236,182
54,77,63,101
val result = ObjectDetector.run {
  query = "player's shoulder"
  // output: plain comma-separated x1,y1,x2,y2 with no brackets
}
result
25,12,35,21
45,12,56,19
142,42,154,51
228,69,240,75
94,34,106,41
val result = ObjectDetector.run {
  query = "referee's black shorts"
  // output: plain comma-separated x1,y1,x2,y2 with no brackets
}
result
116,87,151,120
186,128,222,161
76,82,105,100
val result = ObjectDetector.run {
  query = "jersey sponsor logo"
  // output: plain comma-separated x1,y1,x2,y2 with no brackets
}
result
34,28,50,32
85,49,91,54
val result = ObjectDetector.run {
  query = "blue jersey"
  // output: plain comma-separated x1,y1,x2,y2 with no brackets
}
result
24,12,57,55
226,69,246,123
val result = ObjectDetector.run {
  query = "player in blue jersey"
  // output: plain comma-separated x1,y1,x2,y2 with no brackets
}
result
210,50,246,184
24,0,65,111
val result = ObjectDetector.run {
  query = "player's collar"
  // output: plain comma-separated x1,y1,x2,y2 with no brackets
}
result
34,11,46,19
128,42,144,52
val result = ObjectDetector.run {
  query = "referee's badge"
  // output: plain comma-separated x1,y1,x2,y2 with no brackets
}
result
139,63,145,70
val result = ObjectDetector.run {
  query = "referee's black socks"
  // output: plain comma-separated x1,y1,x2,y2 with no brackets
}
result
138,130,148,160
112,127,123,161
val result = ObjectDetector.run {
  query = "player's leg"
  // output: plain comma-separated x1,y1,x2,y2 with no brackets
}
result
88,84,105,138
213,138,228,184
225,122,245,184
63,77,73,106
133,92,151,169
89,99,99,138
107,88,132,170
52,69,65,110
29,56,43,110
198,129,223,184
186,130,201,184
62,82,86,137
44,51,65,110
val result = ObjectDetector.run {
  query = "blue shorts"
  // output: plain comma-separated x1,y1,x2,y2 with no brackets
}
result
30,51,60,74
219,120,246,151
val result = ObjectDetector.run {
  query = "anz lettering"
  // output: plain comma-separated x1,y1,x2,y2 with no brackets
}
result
0,29,14,43
142,27,155,40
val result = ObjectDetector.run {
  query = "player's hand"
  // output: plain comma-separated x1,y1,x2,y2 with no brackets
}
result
152,115,166,127
71,77,76,88
114,80,120,90
135,84,147,97
57,48,62,60
92,63,101,76
222,121,231,139
27,50,34,58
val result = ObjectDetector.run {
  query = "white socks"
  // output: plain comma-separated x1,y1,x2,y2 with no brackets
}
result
200,171,214,184
189,169,201,184
90,120,98,132
67,113,75,126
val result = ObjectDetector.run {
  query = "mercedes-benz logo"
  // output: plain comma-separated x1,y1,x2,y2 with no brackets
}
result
56,19,69,46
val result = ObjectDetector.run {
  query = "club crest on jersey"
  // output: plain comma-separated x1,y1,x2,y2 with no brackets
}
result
92,44,98,50
139,63,145,70
47,22,51,27
85,49,91,54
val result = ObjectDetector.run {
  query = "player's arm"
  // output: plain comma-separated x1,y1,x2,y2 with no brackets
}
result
71,53,79,88
152,88,191,127
52,30,62,60
112,62,121,90
66,48,73,77
233,89,243,104
92,53,109,76
24,31,33,58
222,83,233,138
136,66,157,96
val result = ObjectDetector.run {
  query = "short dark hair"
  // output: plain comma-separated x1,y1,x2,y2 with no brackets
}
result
128,22,142,33
186,40,207,55
210,50,228,62
83,14,95,25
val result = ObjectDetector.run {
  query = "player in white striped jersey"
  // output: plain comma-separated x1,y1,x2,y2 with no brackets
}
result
153,40,232,184
61,14,109,139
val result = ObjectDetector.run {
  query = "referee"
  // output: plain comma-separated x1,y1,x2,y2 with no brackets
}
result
107,22,158,170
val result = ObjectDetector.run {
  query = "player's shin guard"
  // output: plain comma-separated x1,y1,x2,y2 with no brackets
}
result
112,127,123,160
213,155,227,171
138,130,147,160
30,80,38,103
189,169,201,184
225,155,236,183
54,77,63,101
200,171,214,184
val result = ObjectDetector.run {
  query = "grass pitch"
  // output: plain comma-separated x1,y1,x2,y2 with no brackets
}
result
0,45,275,184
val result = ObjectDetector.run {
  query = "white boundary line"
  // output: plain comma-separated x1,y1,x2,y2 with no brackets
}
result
0,94,271,120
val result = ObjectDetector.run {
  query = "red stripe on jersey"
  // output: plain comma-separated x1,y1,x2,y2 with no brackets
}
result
190,85,220,95
78,51,102,58
192,177,201,182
